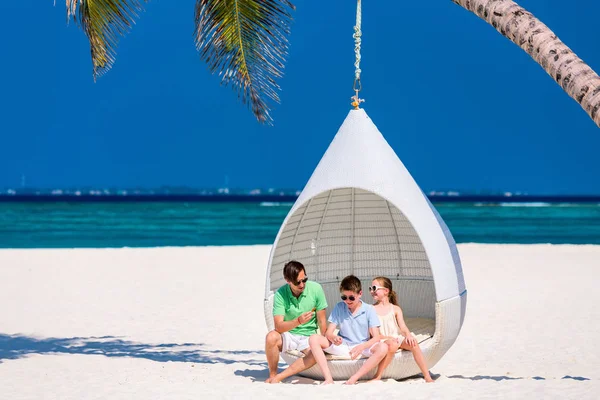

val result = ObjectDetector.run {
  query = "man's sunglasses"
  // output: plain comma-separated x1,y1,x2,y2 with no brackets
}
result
340,295,356,301
294,277,309,286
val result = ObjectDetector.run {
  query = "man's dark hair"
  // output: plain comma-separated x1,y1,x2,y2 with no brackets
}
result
283,260,305,283
340,275,361,293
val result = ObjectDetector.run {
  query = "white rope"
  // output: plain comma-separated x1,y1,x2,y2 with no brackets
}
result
353,0,362,83
351,0,364,109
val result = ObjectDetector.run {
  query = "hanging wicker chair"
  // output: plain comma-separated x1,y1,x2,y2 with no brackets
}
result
263,109,467,380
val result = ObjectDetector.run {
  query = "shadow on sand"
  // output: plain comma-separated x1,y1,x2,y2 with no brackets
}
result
236,371,592,384
0,333,267,367
447,374,591,382
3,335,590,383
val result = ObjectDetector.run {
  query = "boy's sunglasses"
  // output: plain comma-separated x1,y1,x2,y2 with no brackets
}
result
294,277,309,286
340,295,356,301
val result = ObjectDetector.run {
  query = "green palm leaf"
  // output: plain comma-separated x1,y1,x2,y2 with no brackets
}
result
195,0,295,124
66,0,147,81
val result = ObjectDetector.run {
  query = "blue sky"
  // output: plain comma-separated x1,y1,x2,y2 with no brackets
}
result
1,1,599,194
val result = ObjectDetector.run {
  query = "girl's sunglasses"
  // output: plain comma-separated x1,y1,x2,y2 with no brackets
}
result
340,295,356,301
294,277,309,286
369,286,386,292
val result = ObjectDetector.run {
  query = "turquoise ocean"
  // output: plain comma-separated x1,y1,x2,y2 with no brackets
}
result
0,201,599,248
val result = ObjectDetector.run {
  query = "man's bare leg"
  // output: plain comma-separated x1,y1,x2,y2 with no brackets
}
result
400,341,434,382
345,342,388,385
265,330,283,382
268,350,317,383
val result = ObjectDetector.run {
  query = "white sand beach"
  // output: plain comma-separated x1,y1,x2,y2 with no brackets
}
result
0,244,599,399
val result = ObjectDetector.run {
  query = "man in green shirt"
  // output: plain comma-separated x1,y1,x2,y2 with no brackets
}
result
265,260,328,383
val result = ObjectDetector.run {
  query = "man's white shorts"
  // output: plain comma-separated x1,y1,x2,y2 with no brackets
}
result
323,341,377,358
281,332,310,352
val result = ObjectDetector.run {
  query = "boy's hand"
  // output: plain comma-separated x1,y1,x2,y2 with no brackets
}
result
349,345,363,360
326,333,343,346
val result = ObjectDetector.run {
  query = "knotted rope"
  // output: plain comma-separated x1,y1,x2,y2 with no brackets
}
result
351,0,365,109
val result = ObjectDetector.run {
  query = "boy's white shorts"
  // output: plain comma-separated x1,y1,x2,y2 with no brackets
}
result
323,340,378,358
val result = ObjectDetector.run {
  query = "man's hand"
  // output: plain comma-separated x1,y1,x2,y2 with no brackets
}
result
297,311,314,325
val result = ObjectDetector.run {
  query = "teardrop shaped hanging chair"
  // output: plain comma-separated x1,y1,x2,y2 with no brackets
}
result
263,109,467,380
263,0,466,381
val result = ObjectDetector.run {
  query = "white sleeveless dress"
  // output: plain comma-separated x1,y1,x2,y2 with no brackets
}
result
377,306,406,343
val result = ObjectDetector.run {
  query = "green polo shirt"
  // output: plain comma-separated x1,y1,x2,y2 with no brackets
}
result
273,280,328,336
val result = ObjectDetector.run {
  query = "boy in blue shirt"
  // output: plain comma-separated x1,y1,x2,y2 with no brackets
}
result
309,275,388,385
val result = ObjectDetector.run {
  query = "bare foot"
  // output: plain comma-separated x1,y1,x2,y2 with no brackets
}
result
343,378,358,385
266,375,282,384
424,376,435,383
321,379,334,385
367,377,383,383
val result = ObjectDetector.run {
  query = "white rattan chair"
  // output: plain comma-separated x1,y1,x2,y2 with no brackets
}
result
264,109,467,380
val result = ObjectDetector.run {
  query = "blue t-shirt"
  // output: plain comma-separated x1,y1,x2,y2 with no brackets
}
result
328,301,380,346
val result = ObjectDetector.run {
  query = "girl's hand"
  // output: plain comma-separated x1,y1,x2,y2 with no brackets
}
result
405,335,417,347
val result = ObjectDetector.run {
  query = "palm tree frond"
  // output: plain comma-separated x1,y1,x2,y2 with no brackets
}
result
67,0,147,81
195,0,296,125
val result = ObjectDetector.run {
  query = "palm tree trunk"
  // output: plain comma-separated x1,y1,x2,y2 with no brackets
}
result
453,0,600,128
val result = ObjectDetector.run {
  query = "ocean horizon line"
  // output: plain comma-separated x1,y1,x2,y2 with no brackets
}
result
1,192,599,204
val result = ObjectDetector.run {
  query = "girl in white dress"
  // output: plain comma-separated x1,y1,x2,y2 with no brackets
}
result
370,276,434,382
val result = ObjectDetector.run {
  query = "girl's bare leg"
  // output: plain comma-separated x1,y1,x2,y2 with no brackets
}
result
370,339,399,381
400,340,434,382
